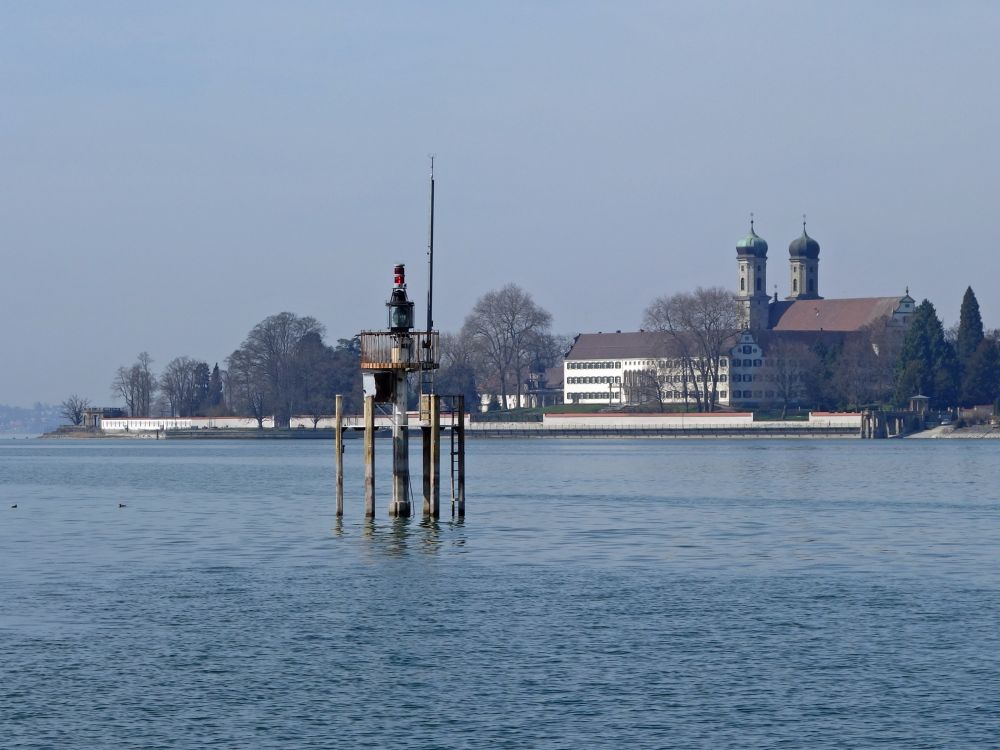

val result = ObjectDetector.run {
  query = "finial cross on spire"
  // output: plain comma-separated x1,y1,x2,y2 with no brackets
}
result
750,211,755,232
802,213,807,232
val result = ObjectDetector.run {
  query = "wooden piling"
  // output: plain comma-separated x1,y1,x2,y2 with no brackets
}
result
390,371,411,517
456,394,465,518
430,393,440,519
364,395,375,518
335,394,344,517
422,424,431,517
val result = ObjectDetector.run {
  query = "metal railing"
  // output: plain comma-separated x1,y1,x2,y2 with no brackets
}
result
359,331,440,371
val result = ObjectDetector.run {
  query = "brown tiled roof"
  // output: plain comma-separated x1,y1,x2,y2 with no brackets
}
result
566,331,740,360
769,297,902,332
566,332,668,360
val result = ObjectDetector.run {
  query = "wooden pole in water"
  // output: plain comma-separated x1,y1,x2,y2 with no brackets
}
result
430,393,440,518
422,410,431,517
335,395,344,517
456,394,465,518
364,395,375,518
389,370,411,517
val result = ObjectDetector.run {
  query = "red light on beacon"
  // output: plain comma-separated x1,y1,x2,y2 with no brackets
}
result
393,264,405,286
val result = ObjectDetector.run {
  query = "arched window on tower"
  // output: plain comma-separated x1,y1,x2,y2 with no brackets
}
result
808,278,814,293
740,278,745,292
793,278,798,293
756,278,761,291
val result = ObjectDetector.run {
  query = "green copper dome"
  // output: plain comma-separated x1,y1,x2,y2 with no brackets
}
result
736,226,768,257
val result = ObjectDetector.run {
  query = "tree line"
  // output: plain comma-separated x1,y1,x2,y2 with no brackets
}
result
85,284,563,425
89,313,363,427
60,282,998,426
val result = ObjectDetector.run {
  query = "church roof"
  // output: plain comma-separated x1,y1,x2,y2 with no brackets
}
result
769,297,903,332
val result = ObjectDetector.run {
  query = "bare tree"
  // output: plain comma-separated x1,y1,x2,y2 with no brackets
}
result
160,356,201,417
436,331,481,404
643,287,740,412
236,312,325,427
60,395,91,426
225,348,269,427
762,338,819,418
111,352,158,417
461,284,552,409
830,323,903,409
622,368,666,411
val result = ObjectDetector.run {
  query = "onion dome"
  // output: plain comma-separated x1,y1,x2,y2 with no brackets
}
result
789,221,820,259
736,218,768,257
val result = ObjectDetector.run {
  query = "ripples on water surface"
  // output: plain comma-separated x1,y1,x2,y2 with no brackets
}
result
2,438,999,748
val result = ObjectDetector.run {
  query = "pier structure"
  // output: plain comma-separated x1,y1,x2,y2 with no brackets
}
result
860,407,923,438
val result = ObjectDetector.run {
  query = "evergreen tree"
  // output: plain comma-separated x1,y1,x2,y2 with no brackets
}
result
956,287,985,365
961,339,1000,407
207,363,225,412
894,299,959,407
191,361,211,414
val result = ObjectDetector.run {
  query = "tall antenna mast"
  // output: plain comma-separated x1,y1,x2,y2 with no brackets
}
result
426,155,435,335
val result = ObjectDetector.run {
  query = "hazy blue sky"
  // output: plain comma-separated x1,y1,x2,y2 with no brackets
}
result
2,1,998,406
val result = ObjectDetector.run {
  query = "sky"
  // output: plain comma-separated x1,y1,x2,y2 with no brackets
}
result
2,1,999,407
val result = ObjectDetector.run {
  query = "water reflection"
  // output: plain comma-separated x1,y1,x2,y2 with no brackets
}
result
334,512,468,559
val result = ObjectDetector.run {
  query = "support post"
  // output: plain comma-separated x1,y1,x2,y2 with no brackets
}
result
422,420,431,517
456,394,465,518
430,393,440,519
390,371,411,517
335,395,344,517
364,395,375,518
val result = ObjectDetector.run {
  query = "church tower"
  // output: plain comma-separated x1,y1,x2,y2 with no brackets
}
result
735,216,770,330
787,219,822,300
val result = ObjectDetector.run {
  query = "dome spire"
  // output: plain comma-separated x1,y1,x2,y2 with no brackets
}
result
802,213,807,234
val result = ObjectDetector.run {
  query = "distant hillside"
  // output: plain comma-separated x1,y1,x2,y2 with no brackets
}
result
0,403,61,435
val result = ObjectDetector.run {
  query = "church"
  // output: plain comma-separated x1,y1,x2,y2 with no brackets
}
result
735,218,913,335
561,220,914,409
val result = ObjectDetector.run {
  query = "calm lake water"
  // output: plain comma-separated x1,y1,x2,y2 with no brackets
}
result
2,438,1000,749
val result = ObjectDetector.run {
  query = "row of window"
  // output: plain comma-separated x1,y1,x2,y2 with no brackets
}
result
651,374,727,384
569,358,732,370
574,392,621,400
653,390,731,401
733,373,803,383
732,358,763,368
567,376,622,385
732,390,778,399
567,361,621,370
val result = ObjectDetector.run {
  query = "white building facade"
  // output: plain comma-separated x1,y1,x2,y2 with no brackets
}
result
563,332,733,408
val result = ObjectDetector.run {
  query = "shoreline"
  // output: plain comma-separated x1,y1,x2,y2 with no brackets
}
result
34,423,1000,440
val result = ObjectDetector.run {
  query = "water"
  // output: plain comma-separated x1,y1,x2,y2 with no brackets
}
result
2,438,1000,748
